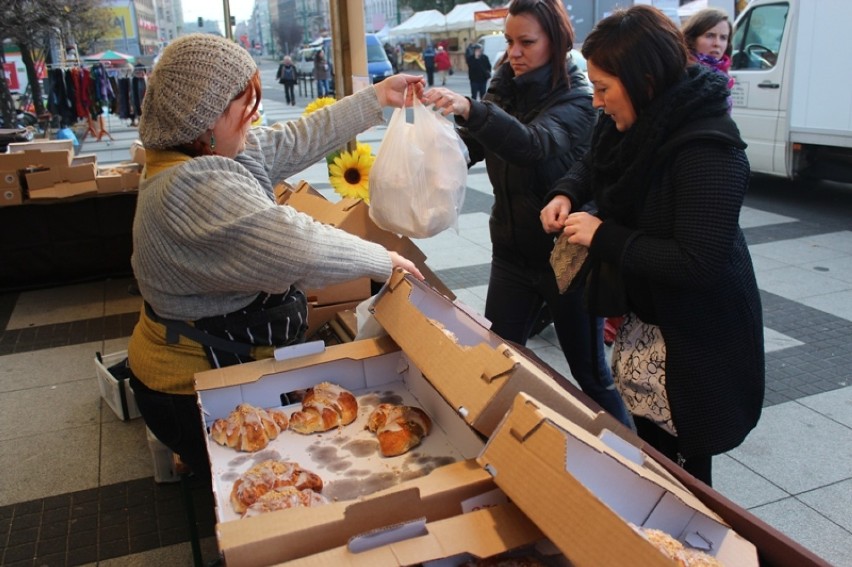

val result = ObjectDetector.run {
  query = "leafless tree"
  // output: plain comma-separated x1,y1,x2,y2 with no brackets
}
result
0,0,107,127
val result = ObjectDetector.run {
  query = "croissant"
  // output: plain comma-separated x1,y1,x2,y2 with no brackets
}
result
242,486,328,517
289,382,358,434
230,459,324,515
367,403,432,457
210,403,289,452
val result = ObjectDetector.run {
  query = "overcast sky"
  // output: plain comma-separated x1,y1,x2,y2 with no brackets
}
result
180,0,254,26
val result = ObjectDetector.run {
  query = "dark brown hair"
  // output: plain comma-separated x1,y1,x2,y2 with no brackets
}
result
507,0,574,90
682,8,733,58
582,5,688,113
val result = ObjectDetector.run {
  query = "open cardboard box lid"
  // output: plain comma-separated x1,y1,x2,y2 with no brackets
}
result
477,392,759,567
280,180,455,300
371,270,638,440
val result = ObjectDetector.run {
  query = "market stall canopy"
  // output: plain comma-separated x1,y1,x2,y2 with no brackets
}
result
389,9,446,36
446,1,504,33
83,50,136,65
677,0,708,19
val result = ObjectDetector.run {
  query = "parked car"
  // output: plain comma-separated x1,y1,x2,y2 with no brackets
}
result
293,47,320,77
365,33,394,83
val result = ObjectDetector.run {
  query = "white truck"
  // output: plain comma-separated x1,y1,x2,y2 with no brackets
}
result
730,0,852,182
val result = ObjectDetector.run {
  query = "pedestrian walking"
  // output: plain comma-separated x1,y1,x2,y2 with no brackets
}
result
422,44,436,87
314,49,331,97
467,44,491,100
276,55,298,106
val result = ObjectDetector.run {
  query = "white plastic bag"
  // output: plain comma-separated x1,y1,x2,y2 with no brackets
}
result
369,96,468,238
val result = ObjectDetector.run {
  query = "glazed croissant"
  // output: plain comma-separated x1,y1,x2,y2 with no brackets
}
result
289,382,358,434
210,403,289,452
367,403,432,457
230,459,324,515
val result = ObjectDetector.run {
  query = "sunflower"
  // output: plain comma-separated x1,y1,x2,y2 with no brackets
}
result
303,96,337,116
328,146,374,202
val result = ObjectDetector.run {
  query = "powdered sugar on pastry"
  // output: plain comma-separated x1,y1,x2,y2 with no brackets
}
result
289,382,358,434
230,459,324,515
210,403,289,452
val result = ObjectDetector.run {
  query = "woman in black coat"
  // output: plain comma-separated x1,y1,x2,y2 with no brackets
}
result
541,5,765,486
423,0,632,428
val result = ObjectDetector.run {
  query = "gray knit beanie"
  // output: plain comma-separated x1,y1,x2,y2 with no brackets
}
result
140,34,257,150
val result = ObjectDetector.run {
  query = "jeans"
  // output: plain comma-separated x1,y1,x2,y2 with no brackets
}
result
129,375,211,479
316,79,330,97
484,255,633,427
470,80,487,101
283,82,295,105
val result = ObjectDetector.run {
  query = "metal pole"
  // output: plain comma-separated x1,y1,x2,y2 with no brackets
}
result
223,0,233,40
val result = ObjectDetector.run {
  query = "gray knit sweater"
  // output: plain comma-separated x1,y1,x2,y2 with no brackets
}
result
132,88,392,320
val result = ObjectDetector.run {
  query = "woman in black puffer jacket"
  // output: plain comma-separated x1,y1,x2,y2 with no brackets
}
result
423,0,632,428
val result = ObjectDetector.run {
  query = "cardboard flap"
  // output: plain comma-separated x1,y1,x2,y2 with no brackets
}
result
373,271,516,433
343,487,423,527
478,393,757,567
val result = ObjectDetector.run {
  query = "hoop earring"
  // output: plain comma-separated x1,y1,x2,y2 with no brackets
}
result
209,134,216,154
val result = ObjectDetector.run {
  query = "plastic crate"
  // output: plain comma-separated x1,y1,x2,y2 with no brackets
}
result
146,427,180,483
95,351,141,421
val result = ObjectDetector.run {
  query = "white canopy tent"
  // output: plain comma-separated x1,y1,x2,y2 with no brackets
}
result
445,1,503,33
388,10,446,36
678,0,709,19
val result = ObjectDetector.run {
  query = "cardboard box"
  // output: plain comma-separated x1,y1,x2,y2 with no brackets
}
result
477,393,759,567
27,179,98,200
218,460,525,567
0,148,72,172
0,171,22,207
371,271,635,439
0,186,22,207
194,271,606,566
6,138,74,154
281,181,455,300
96,162,141,194
305,277,371,308
94,351,141,421
284,501,548,567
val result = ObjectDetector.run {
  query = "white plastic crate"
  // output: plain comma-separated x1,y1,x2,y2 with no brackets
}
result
95,350,141,421
146,427,180,483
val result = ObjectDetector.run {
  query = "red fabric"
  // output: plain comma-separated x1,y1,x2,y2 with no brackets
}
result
435,50,451,71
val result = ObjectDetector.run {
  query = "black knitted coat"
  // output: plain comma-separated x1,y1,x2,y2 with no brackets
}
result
549,65,765,457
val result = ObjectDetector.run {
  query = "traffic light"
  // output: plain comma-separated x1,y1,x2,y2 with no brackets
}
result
197,17,203,27
230,16,236,26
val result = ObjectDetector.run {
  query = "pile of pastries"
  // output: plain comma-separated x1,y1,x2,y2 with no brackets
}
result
209,382,433,517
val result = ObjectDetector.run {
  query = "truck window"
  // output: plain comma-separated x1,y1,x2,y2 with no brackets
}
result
731,3,789,71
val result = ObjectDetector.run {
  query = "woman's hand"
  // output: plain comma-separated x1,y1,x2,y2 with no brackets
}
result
388,251,425,280
374,74,425,107
563,212,602,247
421,87,471,120
540,195,572,233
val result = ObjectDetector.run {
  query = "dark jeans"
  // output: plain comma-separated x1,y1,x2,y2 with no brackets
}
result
484,255,633,427
283,82,296,105
470,80,487,101
634,416,713,486
129,375,211,480
425,65,435,87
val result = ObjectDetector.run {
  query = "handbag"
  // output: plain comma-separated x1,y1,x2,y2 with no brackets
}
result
549,232,592,294
369,93,468,238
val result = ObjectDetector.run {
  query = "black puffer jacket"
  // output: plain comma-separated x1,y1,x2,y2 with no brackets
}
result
456,59,595,266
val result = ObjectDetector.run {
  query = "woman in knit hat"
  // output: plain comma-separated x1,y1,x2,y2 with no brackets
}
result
128,33,425,476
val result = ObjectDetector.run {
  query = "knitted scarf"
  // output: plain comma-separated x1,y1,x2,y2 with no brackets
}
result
590,64,731,225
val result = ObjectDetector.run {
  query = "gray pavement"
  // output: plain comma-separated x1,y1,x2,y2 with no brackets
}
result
33,63,852,565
